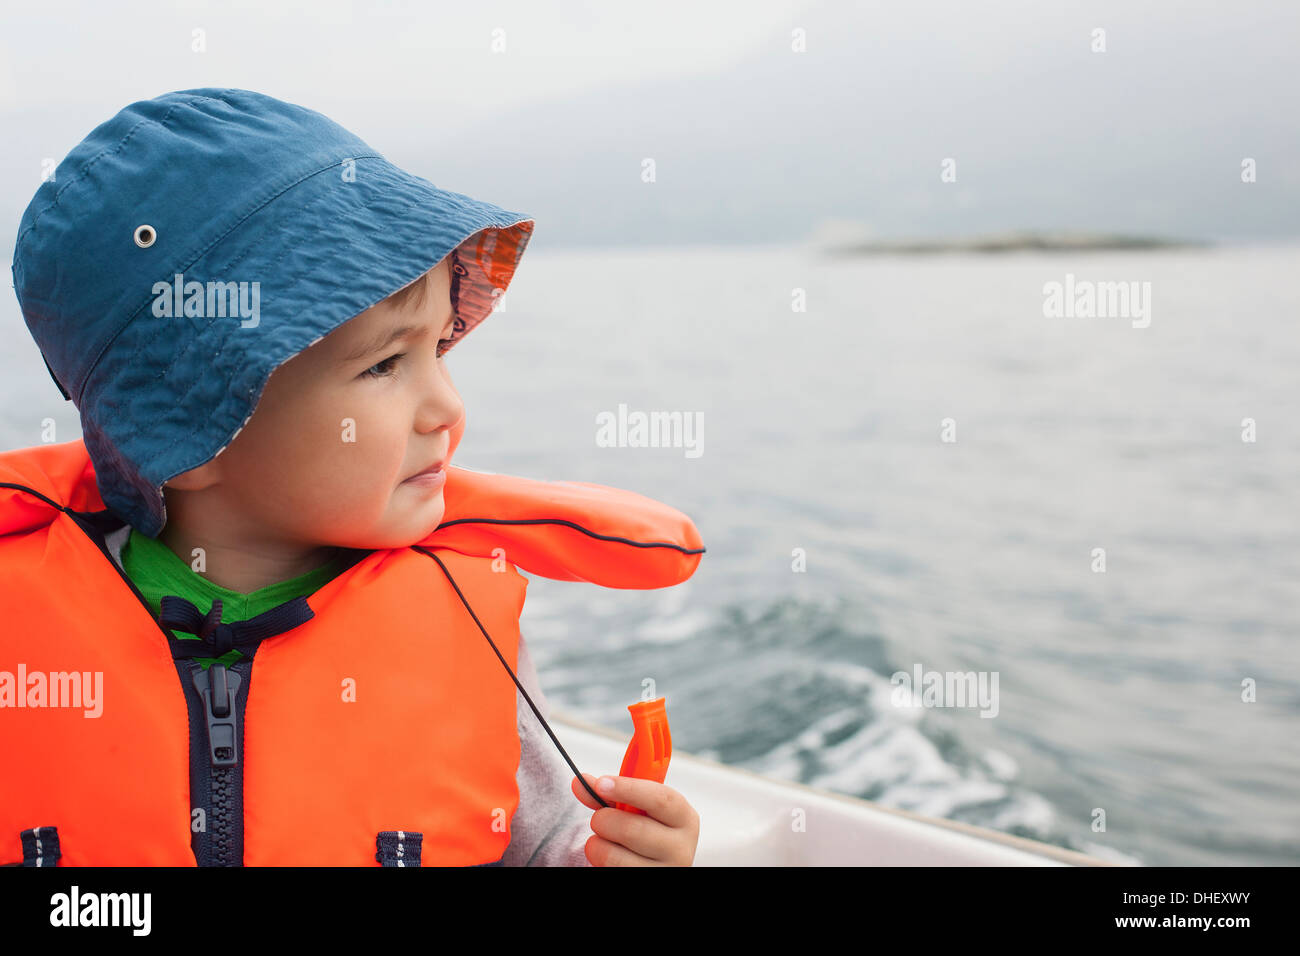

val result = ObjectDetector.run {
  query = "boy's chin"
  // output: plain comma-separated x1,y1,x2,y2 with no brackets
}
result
337,504,447,552
400,501,448,546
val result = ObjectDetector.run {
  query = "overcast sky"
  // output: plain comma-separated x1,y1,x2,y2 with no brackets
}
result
2,0,1297,250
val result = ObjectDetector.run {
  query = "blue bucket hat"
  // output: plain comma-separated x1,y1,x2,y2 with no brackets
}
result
11,87,534,538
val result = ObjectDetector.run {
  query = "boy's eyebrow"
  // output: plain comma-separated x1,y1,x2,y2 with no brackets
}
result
339,308,456,364
341,324,422,363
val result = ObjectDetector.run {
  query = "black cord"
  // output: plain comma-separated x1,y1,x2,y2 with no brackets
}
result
414,545,612,810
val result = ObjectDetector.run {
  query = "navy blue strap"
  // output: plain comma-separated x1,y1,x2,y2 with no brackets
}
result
159,595,315,659
20,826,60,866
376,830,422,867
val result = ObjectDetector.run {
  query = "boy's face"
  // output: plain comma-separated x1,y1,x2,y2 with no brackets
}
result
164,256,465,551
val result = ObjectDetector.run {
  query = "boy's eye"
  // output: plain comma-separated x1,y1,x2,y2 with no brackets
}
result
362,352,405,379
360,338,454,379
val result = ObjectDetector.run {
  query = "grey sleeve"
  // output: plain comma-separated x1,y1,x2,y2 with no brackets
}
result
500,632,596,867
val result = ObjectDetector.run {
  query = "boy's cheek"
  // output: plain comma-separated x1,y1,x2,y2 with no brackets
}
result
447,415,465,461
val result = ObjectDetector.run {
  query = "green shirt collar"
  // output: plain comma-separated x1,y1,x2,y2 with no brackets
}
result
123,528,350,628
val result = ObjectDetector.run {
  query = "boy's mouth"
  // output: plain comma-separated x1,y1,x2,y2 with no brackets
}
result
402,460,446,484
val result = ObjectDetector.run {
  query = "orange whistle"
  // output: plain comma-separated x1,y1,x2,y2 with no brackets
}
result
612,696,672,815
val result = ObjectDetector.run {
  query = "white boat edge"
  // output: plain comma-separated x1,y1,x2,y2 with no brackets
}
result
550,709,1123,867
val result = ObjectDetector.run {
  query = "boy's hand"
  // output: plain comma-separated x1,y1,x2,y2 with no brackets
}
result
571,772,699,866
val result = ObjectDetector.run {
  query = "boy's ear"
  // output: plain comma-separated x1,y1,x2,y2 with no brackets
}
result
162,459,222,491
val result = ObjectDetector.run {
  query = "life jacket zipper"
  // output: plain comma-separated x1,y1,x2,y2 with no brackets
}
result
190,660,245,866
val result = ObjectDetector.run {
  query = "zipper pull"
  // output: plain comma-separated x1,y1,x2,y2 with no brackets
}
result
191,662,242,768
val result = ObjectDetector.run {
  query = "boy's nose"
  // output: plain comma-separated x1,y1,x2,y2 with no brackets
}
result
412,361,464,434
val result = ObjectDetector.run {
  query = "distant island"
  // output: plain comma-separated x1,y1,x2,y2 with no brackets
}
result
823,231,1213,255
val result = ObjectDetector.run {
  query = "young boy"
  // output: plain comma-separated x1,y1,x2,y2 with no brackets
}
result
0,88,703,866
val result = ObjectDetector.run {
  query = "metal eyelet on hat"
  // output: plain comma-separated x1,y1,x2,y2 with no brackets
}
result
133,224,157,248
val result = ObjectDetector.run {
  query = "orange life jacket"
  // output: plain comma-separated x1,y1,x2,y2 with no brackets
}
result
0,439,704,866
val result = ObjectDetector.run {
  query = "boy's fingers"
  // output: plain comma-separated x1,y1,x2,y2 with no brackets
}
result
571,772,607,809
581,774,694,828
